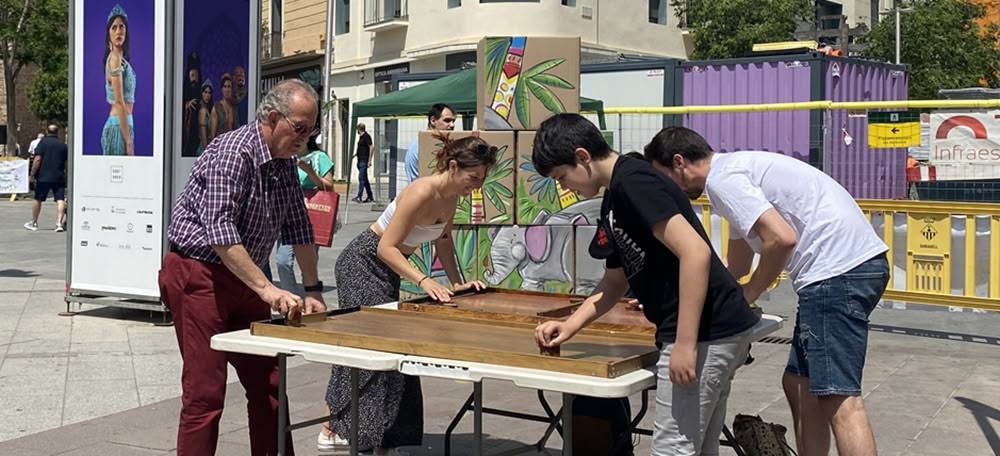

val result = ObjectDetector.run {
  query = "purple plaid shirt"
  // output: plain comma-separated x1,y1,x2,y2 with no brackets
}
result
167,121,314,267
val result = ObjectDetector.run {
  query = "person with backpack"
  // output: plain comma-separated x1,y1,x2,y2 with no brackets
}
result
644,126,888,456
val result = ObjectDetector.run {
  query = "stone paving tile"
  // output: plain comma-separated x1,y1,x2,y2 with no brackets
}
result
0,395,64,442
57,441,167,456
62,379,140,426
67,353,136,380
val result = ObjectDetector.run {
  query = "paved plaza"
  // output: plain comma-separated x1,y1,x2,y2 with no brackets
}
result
0,198,999,455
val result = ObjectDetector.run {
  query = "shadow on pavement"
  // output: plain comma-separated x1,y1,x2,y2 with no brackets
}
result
955,397,1000,456
71,305,172,325
0,269,39,278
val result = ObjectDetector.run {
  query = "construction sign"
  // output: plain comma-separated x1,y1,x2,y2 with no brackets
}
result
929,111,1000,180
868,111,921,148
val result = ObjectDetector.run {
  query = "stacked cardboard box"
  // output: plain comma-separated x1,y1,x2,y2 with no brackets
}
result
401,36,610,299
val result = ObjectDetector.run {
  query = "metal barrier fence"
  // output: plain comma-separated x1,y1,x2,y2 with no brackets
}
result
691,197,1000,312
618,96,1000,313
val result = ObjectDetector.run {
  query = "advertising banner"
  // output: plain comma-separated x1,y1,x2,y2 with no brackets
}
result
172,0,254,203
929,111,1000,181
70,0,166,298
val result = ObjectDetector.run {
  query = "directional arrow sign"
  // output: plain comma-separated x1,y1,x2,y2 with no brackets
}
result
868,111,920,148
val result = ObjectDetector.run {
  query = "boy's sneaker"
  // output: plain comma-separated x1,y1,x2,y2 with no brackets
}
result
55,224,65,232
23,221,38,231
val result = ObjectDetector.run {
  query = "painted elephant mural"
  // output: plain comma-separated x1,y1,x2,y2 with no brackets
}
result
481,199,603,292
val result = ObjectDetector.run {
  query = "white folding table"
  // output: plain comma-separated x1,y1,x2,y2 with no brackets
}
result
210,308,782,456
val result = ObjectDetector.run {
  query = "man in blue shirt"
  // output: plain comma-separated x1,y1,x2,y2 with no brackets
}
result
402,103,456,187
25,125,68,232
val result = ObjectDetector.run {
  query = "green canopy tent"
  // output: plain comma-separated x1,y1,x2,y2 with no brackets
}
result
346,68,607,158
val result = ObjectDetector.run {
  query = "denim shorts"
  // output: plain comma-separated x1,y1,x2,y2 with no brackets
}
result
786,253,889,396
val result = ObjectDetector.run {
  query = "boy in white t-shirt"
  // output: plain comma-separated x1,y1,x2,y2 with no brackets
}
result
645,127,889,456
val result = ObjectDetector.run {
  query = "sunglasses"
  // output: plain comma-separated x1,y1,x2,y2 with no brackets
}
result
278,111,319,138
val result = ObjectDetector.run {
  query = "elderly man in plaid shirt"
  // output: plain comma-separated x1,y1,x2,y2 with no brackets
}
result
159,79,327,456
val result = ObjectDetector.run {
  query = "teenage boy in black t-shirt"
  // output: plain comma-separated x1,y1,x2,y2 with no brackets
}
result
532,114,760,455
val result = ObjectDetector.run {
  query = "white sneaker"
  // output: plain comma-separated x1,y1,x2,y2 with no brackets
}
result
317,430,350,452
54,224,65,232
23,221,38,231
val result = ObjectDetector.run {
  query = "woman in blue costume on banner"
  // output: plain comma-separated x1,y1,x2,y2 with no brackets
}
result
102,4,136,156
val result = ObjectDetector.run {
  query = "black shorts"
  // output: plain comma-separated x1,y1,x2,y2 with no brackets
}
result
34,182,66,201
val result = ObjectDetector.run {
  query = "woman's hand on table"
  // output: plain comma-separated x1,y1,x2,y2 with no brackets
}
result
453,280,487,293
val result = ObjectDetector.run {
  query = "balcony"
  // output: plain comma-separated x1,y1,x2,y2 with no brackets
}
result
364,0,408,32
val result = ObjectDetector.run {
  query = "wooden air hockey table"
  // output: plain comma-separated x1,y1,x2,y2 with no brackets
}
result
210,289,783,456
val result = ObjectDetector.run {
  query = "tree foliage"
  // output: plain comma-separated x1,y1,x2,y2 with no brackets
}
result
28,46,68,125
672,0,813,60
860,0,1000,100
0,0,68,152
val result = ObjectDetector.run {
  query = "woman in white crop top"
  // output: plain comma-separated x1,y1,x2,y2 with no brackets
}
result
319,133,498,455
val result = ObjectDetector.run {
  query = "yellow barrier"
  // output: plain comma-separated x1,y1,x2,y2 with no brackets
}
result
604,99,1000,115
691,197,1000,312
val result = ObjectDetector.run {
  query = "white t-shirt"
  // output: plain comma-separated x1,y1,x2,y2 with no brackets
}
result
705,151,887,292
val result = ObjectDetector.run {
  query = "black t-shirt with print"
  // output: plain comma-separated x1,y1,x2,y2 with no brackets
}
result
589,156,759,345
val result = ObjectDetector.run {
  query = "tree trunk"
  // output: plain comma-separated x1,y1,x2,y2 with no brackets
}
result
3,64,16,157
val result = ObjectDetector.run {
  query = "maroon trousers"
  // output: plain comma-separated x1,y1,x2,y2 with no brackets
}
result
158,251,294,456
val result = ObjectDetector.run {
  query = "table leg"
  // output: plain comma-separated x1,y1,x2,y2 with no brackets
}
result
350,367,360,456
561,393,573,455
474,382,483,456
277,354,288,456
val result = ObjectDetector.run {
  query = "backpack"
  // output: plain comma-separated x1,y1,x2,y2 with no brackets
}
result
571,396,635,456
732,414,797,456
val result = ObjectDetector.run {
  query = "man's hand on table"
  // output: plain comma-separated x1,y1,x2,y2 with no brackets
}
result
304,291,328,314
260,285,303,317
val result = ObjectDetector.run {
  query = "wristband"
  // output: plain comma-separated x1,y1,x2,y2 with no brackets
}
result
303,281,324,292
417,276,429,286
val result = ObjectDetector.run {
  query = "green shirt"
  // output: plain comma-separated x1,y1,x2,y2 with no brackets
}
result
298,150,334,190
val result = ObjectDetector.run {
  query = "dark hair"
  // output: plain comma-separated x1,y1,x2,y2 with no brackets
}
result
644,127,713,166
624,151,644,160
103,14,130,70
186,51,200,72
532,113,611,176
432,132,498,174
428,103,454,124
220,73,234,96
306,134,322,151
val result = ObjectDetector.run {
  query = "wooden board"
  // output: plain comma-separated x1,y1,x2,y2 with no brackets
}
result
402,289,655,336
251,307,657,378
540,302,656,336
402,288,582,316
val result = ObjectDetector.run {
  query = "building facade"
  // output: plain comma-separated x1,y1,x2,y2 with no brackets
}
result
265,0,697,178
263,0,903,179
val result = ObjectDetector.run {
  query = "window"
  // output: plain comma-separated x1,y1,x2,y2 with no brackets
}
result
448,0,461,7
480,0,540,3
446,51,477,70
270,0,283,56
336,0,350,34
648,0,666,25
561,0,576,5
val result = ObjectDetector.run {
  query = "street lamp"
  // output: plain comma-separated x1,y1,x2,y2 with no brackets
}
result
890,0,914,64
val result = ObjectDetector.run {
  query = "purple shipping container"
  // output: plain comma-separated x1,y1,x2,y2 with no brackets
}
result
676,54,909,199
